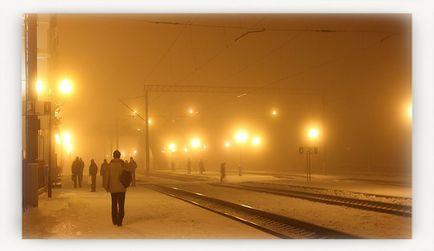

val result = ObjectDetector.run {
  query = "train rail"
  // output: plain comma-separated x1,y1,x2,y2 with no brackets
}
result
150,172,215,182
145,184,359,239
212,183,411,217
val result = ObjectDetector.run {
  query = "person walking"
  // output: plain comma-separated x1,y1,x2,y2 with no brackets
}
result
71,157,80,188
187,159,191,174
100,159,108,185
128,157,137,186
78,157,84,188
199,159,205,174
89,159,98,192
220,162,226,183
103,150,128,227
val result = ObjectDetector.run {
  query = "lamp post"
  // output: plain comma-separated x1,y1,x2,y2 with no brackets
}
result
304,128,319,182
234,131,248,176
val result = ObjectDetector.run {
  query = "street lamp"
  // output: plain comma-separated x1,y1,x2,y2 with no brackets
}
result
36,80,44,95
191,138,202,149
234,130,249,176
168,143,177,153
59,78,73,95
308,128,319,139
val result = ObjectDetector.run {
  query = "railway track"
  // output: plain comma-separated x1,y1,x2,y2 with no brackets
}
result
145,184,360,239
212,183,412,217
150,172,215,182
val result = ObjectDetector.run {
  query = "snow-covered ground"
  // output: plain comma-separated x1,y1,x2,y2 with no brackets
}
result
23,169,411,239
165,182,411,239
22,176,273,239
151,169,412,198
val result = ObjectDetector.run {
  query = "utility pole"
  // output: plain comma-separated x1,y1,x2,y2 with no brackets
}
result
47,103,52,197
145,90,150,176
321,90,327,175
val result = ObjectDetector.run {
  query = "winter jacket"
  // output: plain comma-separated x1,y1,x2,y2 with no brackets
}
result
89,162,98,176
71,159,80,175
103,158,126,193
100,162,108,176
127,160,137,172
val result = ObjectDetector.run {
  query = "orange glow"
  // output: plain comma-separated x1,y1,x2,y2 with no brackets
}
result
235,130,249,144
252,136,261,146
407,103,412,120
191,138,202,149
36,80,44,95
224,141,231,148
55,133,60,144
59,78,73,94
308,128,319,139
168,143,177,153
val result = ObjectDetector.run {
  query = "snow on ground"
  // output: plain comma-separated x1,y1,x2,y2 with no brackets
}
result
24,169,411,239
151,169,412,198
169,182,411,239
22,176,274,239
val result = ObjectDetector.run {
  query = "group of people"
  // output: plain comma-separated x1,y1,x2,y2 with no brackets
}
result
184,159,206,174
71,156,137,192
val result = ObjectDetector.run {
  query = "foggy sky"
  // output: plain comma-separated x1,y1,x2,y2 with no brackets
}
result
37,14,411,175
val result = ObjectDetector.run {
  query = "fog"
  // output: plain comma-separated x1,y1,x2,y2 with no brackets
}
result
36,14,411,177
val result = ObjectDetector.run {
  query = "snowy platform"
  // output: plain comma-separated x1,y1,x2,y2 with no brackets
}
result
22,176,274,239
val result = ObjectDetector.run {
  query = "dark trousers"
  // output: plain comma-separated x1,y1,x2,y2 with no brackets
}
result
72,175,77,188
131,171,136,186
111,192,126,225
90,175,96,191
78,173,83,187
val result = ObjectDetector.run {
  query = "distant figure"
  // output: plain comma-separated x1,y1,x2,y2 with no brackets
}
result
171,161,175,171
78,157,84,188
103,150,128,227
128,157,137,186
71,157,80,188
89,159,98,192
100,159,108,177
220,162,226,183
199,159,205,174
187,159,191,174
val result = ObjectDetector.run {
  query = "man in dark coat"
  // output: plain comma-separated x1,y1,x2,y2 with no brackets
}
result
89,159,98,192
128,157,137,186
199,159,205,174
187,159,191,174
71,157,80,188
103,150,127,226
220,162,226,183
78,157,84,188
100,159,109,187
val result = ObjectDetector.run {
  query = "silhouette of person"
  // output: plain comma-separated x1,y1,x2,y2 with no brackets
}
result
71,157,80,188
220,162,226,183
103,150,128,226
128,157,137,186
89,159,98,192
187,159,191,174
199,159,205,174
78,157,84,188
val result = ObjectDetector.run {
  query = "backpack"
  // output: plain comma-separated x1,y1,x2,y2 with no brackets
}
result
120,169,132,188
